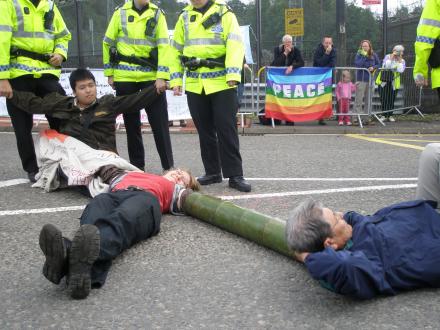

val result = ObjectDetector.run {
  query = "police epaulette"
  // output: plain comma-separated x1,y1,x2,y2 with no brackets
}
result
218,3,232,14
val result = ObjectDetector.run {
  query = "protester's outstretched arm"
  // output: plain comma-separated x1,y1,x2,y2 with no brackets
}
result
9,90,69,114
109,85,159,114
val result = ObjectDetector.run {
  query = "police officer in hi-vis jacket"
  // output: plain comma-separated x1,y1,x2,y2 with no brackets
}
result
103,0,174,171
169,0,251,192
0,0,71,182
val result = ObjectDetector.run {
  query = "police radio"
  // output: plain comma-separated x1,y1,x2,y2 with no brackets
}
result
201,13,221,29
44,0,55,30
145,16,157,37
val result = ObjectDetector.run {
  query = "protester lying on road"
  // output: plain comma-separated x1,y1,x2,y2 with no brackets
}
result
284,142,440,300
7,69,161,181
286,197,440,299
39,166,200,299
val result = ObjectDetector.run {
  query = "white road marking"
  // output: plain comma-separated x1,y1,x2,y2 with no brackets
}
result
0,205,85,216
219,184,417,201
0,183,417,216
0,178,29,187
245,178,417,181
0,177,418,189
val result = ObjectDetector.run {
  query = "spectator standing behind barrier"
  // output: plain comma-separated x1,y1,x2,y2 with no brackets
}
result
0,0,71,183
271,34,305,75
414,0,440,103
353,40,380,117
169,0,251,193
336,70,356,126
103,0,174,172
313,36,336,125
375,45,406,122
313,36,337,68
271,34,304,126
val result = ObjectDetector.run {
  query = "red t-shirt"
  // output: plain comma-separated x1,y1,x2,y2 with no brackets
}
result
111,172,175,213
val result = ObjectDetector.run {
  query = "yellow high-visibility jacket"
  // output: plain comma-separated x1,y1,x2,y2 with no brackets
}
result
103,1,170,82
414,0,440,89
0,0,70,79
169,0,244,95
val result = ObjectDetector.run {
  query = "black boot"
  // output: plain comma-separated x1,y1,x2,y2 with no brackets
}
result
229,176,251,192
68,224,100,299
39,224,69,285
197,174,223,185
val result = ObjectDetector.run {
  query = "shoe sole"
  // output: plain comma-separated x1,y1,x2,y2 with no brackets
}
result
39,224,65,285
68,225,100,300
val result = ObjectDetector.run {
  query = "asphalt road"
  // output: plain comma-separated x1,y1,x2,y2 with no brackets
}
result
1,131,439,329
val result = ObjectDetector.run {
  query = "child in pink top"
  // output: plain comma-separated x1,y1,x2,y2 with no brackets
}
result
336,70,356,125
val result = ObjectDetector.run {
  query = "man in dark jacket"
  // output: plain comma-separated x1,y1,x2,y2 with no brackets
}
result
313,36,337,68
312,36,336,125
7,69,160,172
270,34,304,126
271,34,304,75
286,198,440,300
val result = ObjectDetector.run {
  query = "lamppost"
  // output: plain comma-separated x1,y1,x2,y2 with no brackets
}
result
336,0,346,66
256,0,262,69
383,0,388,57
74,0,84,67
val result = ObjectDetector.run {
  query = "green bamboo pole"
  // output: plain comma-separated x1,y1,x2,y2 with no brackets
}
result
183,192,293,258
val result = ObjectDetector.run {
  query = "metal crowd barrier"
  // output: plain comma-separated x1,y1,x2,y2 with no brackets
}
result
254,66,424,128
237,64,256,129
369,66,424,125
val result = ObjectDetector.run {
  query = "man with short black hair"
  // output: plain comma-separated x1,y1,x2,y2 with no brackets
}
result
8,68,159,156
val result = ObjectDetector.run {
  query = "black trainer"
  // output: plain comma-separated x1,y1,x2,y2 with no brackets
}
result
229,176,251,192
68,224,100,300
197,174,223,185
39,224,68,285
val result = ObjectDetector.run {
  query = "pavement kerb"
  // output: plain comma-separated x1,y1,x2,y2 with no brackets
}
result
1,118,440,135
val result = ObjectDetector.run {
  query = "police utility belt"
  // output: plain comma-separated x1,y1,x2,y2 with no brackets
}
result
109,47,158,70
180,55,225,71
10,47,52,63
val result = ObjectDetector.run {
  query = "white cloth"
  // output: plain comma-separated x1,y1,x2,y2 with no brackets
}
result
33,130,139,196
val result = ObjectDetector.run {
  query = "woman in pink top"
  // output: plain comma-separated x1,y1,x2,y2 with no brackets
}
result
336,70,356,126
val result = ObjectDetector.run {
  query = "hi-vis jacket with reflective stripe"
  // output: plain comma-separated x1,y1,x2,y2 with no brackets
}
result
103,2,170,82
169,0,244,95
0,0,70,80
414,0,440,89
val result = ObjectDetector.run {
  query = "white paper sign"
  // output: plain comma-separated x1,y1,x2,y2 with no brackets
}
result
0,69,191,122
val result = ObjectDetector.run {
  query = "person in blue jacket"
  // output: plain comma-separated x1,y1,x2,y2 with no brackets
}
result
285,197,440,299
353,40,380,118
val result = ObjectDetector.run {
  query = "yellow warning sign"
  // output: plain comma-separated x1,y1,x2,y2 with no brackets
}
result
285,8,304,37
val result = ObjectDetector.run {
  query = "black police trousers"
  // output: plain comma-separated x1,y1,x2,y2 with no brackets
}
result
186,88,243,178
114,81,174,170
80,190,161,287
6,74,65,174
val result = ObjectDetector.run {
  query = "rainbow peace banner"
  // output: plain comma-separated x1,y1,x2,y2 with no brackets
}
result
265,67,333,122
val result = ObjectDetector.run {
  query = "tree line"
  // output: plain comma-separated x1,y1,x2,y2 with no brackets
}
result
55,0,422,67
